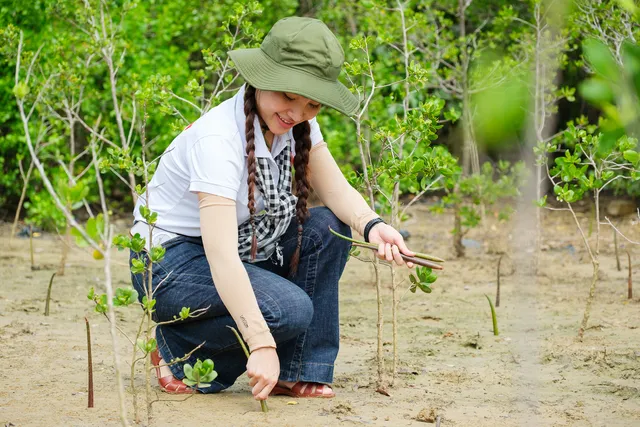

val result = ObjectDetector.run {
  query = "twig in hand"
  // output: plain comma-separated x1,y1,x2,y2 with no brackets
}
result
328,227,445,269
627,251,633,300
86,317,94,408
44,272,56,316
496,255,503,308
226,326,268,413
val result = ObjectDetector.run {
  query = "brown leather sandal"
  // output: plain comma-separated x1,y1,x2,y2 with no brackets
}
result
150,348,194,394
270,382,335,398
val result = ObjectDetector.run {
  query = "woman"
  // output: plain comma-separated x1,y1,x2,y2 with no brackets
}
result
130,16,415,400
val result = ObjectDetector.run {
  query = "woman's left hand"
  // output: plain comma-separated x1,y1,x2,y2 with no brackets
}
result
367,223,415,268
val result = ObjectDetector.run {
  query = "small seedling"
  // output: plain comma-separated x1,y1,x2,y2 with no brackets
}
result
182,359,217,389
227,326,268,413
44,272,56,316
409,266,438,294
485,295,499,336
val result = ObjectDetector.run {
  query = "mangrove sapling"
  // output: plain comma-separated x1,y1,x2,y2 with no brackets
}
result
44,272,56,316
341,19,449,385
627,251,633,300
485,295,499,336
85,317,94,409
227,326,268,413
544,129,639,340
182,359,217,390
10,28,131,425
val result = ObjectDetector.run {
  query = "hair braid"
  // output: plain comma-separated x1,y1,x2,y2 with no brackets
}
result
289,120,312,276
244,85,259,260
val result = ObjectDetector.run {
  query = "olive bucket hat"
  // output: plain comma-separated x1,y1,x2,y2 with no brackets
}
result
228,17,359,116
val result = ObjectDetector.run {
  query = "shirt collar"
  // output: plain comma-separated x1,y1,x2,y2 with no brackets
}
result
234,85,293,159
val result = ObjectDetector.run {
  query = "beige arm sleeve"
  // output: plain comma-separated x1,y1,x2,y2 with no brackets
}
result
308,142,379,236
197,193,276,352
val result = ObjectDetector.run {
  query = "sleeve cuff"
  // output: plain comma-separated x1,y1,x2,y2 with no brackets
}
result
245,329,277,352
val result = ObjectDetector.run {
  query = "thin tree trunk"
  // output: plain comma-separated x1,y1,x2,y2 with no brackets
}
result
454,204,465,257
10,161,34,245
58,222,70,276
578,191,601,340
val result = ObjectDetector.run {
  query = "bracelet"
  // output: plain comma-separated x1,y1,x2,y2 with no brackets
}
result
364,217,386,243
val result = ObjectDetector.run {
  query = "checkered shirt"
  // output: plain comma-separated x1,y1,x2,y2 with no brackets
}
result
237,144,296,265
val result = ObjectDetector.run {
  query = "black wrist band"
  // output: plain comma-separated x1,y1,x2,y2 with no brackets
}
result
364,217,386,243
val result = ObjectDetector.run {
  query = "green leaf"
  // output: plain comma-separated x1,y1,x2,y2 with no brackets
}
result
130,258,146,275
179,307,191,320
113,287,138,306
579,78,615,105
149,246,166,263
583,39,619,81
623,150,639,164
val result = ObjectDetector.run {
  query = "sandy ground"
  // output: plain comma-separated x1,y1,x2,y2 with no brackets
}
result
1,203,639,427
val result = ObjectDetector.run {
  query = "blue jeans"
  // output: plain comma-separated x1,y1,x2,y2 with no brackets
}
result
130,207,352,393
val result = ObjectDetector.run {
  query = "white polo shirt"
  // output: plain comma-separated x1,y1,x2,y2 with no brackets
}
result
131,85,324,245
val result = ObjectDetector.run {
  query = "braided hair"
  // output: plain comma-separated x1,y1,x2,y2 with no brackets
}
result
243,86,312,276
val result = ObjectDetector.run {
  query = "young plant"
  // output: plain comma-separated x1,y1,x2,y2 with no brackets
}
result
544,126,639,339
44,272,56,316
409,266,438,294
433,160,527,257
182,359,218,389
343,20,451,386
6,26,131,426
485,294,499,336
227,326,268,413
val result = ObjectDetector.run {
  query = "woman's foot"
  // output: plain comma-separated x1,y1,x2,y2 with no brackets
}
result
150,329,194,394
270,380,335,398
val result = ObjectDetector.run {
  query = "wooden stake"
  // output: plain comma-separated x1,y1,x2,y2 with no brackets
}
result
627,251,633,300
44,273,56,316
614,228,621,271
29,224,35,270
496,255,503,307
86,317,94,408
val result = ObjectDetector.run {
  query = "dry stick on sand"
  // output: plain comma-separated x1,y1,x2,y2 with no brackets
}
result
627,251,633,299
44,272,56,316
614,229,621,271
86,317,94,408
495,255,503,307
29,225,36,270
227,326,268,413
328,227,445,269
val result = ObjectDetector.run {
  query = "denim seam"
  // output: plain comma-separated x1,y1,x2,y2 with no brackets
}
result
157,326,184,379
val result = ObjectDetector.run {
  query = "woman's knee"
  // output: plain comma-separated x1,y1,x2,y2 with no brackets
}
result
259,287,313,341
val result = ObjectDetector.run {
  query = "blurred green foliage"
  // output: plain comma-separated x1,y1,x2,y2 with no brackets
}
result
1,0,639,232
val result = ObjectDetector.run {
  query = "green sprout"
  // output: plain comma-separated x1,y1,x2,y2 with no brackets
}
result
182,359,217,388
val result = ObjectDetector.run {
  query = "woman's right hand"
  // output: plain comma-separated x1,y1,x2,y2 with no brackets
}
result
246,347,280,400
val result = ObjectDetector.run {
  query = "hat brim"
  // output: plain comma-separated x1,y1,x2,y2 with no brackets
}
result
228,48,359,116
